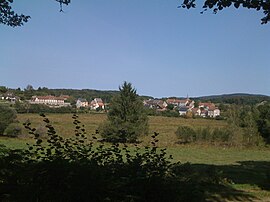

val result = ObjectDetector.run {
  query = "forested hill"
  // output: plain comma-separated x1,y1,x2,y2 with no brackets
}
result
3,87,153,102
193,93,270,105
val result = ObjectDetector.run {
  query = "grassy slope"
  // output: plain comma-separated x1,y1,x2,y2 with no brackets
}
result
1,113,270,200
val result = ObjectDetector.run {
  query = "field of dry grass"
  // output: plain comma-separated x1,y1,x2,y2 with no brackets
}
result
16,113,229,147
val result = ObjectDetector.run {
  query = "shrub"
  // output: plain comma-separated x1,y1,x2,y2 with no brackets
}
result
196,127,212,142
3,123,22,137
175,126,196,143
211,128,233,142
176,126,237,145
17,114,180,201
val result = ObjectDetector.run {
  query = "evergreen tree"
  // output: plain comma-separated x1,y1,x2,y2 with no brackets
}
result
100,81,148,143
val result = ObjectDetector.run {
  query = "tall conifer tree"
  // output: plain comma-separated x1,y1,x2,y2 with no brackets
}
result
100,82,148,143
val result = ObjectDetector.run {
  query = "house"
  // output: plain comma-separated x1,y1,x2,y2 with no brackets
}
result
191,107,201,116
144,99,167,111
167,98,195,109
30,95,70,107
208,107,221,118
198,102,221,118
76,98,88,108
166,98,185,107
200,109,208,118
90,98,105,110
179,106,189,116
199,102,216,110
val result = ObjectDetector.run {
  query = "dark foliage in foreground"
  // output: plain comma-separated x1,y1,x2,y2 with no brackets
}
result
180,0,270,24
0,0,30,27
0,114,256,201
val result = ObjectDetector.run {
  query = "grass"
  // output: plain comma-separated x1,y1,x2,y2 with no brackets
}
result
1,113,270,200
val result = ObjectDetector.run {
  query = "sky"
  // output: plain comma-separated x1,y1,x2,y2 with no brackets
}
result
1,0,269,98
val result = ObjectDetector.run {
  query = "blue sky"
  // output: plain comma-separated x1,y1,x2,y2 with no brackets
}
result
1,0,269,98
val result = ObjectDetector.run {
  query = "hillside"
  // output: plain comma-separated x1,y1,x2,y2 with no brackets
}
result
192,93,270,105
2,87,153,102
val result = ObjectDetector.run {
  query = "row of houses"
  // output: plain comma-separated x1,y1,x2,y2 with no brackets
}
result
76,98,105,110
30,96,105,110
144,98,220,118
30,95,71,107
1,92,220,117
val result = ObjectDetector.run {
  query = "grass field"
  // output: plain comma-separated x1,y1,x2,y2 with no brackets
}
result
14,113,229,146
1,113,270,200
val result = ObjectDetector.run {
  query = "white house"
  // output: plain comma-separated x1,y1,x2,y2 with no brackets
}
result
90,98,105,110
208,108,221,118
76,98,89,108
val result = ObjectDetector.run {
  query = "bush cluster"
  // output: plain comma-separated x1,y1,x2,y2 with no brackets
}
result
3,123,22,137
175,126,234,144
175,125,265,146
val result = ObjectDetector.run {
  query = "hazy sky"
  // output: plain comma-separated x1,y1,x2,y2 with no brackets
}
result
1,0,269,98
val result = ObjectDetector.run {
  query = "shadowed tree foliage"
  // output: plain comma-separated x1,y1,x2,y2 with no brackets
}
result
180,0,270,24
0,0,70,27
0,0,30,27
1,0,270,27
0,105,17,135
100,81,148,143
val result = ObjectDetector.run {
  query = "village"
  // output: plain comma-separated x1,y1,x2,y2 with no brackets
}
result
0,92,220,118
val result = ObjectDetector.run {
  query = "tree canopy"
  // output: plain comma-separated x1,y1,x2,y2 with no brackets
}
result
0,0,269,27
